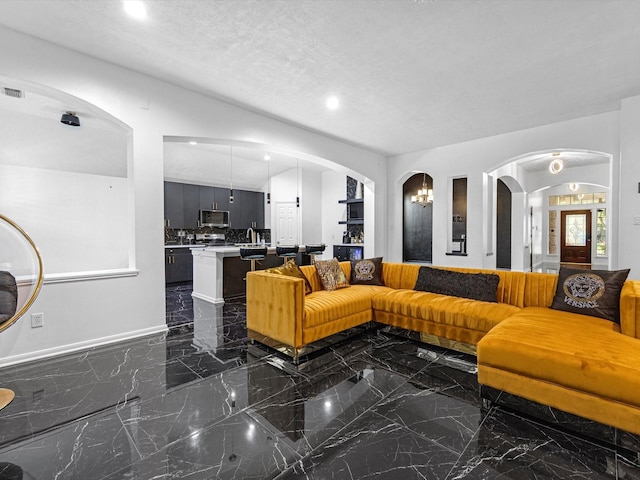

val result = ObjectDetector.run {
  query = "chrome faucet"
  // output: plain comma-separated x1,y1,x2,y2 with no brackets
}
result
246,227,256,244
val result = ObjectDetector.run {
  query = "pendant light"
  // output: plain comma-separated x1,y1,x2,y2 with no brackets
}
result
229,145,234,203
296,158,300,208
265,152,271,205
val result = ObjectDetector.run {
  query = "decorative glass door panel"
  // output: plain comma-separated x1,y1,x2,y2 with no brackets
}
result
560,210,591,264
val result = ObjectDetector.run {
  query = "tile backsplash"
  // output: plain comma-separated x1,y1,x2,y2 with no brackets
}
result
165,227,271,245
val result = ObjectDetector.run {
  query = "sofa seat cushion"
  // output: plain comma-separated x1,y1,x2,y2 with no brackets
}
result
304,285,391,328
478,307,640,409
372,289,521,333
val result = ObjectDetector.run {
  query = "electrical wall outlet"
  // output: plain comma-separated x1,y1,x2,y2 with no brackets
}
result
31,312,44,328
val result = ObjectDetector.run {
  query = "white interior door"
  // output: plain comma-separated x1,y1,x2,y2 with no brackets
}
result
275,202,299,245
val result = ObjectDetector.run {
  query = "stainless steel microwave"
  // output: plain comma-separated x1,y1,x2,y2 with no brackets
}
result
199,210,229,228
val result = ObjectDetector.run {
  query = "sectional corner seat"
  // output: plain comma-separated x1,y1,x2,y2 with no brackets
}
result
246,261,640,440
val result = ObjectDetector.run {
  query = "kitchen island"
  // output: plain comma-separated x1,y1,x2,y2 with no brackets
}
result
192,245,310,304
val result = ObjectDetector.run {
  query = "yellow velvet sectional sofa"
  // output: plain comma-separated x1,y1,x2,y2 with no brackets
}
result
246,261,640,440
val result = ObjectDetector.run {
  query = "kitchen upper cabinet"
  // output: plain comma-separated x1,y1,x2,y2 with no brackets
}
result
199,185,229,212
230,190,264,229
164,182,185,229
183,184,200,229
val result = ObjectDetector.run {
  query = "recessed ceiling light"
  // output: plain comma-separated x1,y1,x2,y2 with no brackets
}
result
326,96,340,110
189,141,197,145
123,1,147,20
264,153,271,161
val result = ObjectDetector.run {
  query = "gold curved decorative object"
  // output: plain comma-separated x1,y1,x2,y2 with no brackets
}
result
0,214,44,334
0,214,44,411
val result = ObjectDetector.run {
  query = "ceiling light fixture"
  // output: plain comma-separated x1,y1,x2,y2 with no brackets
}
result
123,1,147,20
229,146,234,203
189,141,197,145
326,96,340,110
568,182,579,192
411,173,433,207
266,153,271,205
60,111,80,127
549,157,564,174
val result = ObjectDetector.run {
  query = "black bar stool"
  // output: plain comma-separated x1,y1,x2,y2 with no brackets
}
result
304,243,326,263
240,246,268,272
276,244,299,264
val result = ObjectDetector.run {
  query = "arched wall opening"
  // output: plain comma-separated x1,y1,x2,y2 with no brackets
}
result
163,136,377,259
486,149,612,271
402,172,433,263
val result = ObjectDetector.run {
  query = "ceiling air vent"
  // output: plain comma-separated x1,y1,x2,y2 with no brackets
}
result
3,87,23,98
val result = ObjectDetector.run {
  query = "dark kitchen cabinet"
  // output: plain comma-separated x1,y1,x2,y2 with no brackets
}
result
164,182,185,229
182,184,200,229
165,248,193,284
230,190,264,229
199,186,230,212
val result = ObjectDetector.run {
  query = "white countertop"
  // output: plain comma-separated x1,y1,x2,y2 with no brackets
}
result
194,244,312,257
165,244,207,249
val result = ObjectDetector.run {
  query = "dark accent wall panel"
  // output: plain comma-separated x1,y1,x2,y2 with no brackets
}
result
496,179,512,269
403,173,433,262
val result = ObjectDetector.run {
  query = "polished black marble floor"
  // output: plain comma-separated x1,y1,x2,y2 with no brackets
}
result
0,286,638,479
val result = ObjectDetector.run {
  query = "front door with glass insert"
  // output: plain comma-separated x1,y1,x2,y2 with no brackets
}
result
560,209,592,264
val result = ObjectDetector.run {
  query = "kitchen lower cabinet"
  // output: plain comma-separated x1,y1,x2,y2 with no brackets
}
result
165,248,193,284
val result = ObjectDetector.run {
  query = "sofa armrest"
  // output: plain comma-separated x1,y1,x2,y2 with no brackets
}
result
620,280,640,339
246,271,306,348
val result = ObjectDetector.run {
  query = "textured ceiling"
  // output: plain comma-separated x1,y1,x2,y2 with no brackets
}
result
1,0,640,156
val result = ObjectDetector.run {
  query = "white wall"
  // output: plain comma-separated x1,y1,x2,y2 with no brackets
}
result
0,27,386,366
388,111,622,272
0,165,129,274
321,170,348,260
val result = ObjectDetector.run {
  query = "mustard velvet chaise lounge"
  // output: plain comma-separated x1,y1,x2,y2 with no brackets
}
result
246,260,640,451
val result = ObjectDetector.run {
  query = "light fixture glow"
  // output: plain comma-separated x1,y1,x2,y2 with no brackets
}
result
411,173,433,207
549,158,564,174
326,96,340,110
189,141,197,145
264,153,271,161
123,1,147,20
568,182,579,192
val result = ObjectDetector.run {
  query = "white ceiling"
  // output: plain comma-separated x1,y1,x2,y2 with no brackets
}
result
163,140,326,190
1,0,639,157
0,84,127,177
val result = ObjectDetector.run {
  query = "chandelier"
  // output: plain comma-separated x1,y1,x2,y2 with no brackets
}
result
411,173,433,207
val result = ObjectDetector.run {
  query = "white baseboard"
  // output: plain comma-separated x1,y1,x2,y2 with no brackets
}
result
191,291,225,305
0,324,168,368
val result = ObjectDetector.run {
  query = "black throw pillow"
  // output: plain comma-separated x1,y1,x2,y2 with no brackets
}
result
0,271,18,318
550,266,630,323
414,267,499,303
350,257,384,286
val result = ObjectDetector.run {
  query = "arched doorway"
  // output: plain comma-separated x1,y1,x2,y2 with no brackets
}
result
403,173,433,262
496,179,512,269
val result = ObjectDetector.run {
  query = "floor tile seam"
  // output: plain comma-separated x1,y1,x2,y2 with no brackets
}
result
440,404,498,480
0,397,141,454
494,404,619,455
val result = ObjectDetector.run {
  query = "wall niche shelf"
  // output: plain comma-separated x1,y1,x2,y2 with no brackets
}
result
338,219,364,225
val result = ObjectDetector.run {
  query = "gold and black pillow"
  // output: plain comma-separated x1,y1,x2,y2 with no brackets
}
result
264,260,313,295
350,257,384,286
550,266,629,323
314,258,350,292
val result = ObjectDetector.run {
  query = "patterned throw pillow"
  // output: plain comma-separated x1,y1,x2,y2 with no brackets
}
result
314,258,350,292
350,257,384,286
550,266,630,323
265,260,313,295
414,267,499,303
